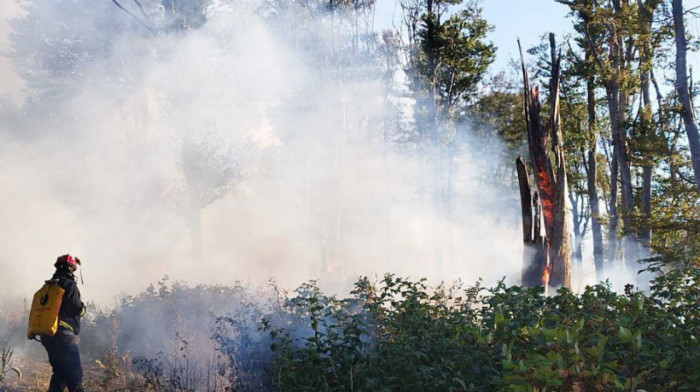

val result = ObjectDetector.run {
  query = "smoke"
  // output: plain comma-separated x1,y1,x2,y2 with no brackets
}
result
0,0,524,305
573,235,655,293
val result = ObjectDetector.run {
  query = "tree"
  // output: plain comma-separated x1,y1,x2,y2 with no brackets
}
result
559,0,670,271
568,34,606,280
636,0,659,248
672,0,700,193
111,0,210,33
180,131,247,258
518,34,572,289
10,0,126,129
399,0,495,211
11,0,241,260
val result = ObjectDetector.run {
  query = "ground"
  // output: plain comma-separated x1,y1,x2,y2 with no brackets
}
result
2,355,52,392
1,355,128,392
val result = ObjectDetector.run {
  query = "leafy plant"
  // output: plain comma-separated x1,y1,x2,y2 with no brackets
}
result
262,266,699,392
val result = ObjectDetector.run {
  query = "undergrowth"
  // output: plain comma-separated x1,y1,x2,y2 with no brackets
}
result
1,263,697,391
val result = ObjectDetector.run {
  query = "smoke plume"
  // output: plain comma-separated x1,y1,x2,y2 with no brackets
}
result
0,0,522,305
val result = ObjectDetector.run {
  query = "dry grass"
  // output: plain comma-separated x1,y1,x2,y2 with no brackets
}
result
0,354,142,392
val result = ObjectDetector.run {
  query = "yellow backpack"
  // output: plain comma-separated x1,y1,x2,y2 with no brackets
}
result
27,280,65,340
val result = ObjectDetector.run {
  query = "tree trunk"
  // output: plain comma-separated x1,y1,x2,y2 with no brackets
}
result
518,35,571,289
584,63,605,280
569,190,583,268
605,58,633,266
611,80,637,265
517,156,546,286
182,138,203,261
188,203,202,260
608,149,619,266
425,0,442,214
593,0,637,268
548,34,572,289
638,0,657,249
672,0,700,193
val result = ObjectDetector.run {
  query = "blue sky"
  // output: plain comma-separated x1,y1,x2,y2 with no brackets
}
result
482,0,573,72
375,0,700,75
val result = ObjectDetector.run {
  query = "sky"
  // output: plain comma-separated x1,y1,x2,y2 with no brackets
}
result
376,0,700,76
375,0,575,72
482,0,700,73
481,0,574,72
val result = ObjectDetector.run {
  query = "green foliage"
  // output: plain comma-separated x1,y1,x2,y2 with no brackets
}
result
555,0,700,266
404,0,496,136
261,281,367,391
420,2,496,106
265,268,699,391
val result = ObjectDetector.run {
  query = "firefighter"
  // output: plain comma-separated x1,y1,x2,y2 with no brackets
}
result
41,254,86,392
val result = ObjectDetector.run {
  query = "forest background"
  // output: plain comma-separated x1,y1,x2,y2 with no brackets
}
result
0,0,698,390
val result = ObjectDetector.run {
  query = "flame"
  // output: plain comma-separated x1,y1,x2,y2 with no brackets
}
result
542,265,551,286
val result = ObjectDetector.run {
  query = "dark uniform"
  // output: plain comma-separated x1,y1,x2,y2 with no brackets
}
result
41,267,86,392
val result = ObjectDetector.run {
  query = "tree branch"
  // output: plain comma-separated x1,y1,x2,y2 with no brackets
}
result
112,0,155,34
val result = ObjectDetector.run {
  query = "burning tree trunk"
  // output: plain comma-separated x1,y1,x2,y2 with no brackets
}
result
517,156,546,286
517,34,572,289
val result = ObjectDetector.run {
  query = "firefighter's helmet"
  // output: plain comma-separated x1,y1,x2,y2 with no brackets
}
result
55,254,81,271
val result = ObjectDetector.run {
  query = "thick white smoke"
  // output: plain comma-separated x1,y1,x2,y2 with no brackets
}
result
0,0,522,305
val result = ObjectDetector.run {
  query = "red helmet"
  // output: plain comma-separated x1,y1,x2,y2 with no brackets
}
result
55,254,81,271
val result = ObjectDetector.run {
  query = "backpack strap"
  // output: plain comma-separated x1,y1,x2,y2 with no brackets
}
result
58,320,75,333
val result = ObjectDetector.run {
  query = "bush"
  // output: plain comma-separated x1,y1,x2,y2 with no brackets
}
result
3,266,697,391
264,265,700,392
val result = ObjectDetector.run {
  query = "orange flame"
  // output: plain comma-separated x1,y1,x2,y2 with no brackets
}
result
542,265,551,286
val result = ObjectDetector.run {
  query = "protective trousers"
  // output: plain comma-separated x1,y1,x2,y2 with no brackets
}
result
41,329,84,392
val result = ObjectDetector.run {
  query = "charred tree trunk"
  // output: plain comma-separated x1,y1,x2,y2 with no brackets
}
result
533,191,547,273
518,34,571,289
517,156,546,286
672,0,700,193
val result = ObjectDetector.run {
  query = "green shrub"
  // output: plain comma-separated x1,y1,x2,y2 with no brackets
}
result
264,265,699,392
